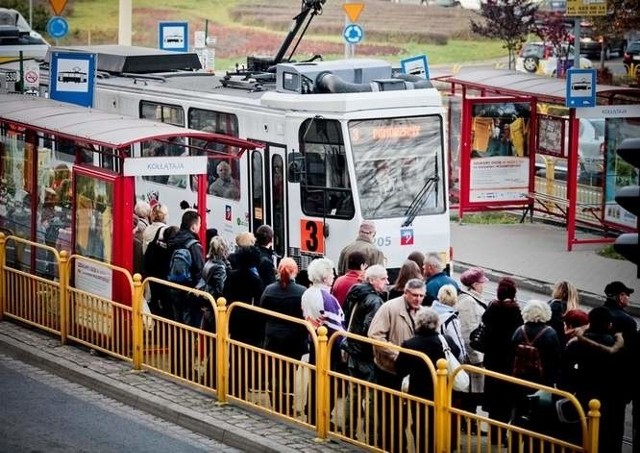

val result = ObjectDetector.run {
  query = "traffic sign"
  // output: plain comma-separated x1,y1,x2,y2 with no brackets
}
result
343,3,365,22
50,51,96,108
565,68,596,107
49,0,69,16
23,65,40,89
159,22,189,52
47,16,69,39
400,55,430,79
343,24,364,45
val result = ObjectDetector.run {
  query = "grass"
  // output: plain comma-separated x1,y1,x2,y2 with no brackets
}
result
62,0,508,67
453,212,520,224
596,244,627,260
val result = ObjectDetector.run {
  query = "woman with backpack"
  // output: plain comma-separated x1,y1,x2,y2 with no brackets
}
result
197,236,231,332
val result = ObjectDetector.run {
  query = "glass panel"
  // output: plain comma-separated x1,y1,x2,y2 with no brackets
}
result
140,101,185,126
350,116,446,219
188,108,239,137
75,174,114,263
299,118,354,218
271,154,285,258
251,151,264,228
0,127,33,269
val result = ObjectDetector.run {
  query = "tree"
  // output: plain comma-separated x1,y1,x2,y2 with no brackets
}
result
2,0,51,34
534,12,571,77
470,0,539,70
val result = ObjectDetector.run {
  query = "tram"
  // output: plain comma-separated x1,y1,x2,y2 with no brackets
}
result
42,1,452,274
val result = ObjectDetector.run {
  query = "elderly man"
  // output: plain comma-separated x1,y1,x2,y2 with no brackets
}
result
209,161,240,199
337,220,385,276
368,277,425,452
423,252,459,305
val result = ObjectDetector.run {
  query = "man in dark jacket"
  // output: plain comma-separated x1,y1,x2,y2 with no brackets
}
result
341,264,388,439
255,224,277,287
167,210,204,327
602,281,636,345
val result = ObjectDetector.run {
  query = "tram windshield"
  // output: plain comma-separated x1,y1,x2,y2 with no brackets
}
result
349,116,446,219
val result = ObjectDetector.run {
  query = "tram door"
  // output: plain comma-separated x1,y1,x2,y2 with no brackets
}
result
249,145,287,258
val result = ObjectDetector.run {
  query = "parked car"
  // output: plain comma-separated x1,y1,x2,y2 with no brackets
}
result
576,24,627,60
623,40,640,67
515,42,592,76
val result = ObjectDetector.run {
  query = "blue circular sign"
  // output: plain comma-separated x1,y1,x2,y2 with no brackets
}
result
47,16,69,39
343,24,364,45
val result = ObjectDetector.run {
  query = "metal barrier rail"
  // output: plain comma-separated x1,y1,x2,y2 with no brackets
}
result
0,232,602,452
0,235,63,335
139,277,219,396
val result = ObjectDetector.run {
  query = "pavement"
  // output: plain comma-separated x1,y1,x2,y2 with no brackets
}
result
0,220,638,451
451,220,640,314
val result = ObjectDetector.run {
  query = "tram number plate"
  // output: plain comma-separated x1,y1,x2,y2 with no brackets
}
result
4,71,18,82
300,219,325,254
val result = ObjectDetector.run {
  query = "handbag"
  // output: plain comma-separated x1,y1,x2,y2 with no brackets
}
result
439,335,470,392
469,322,487,352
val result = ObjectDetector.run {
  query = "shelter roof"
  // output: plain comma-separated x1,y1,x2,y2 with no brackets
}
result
0,94,255,150
441,68,640,105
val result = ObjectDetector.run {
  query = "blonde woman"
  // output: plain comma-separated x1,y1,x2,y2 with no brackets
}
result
547,280,579,346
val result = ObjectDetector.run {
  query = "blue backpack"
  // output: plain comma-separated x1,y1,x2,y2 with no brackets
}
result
167,238,198,284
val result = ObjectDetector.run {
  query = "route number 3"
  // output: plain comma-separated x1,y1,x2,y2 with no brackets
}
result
300,219,325,254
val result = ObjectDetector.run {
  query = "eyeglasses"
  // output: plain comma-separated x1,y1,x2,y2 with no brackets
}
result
406,290,425,298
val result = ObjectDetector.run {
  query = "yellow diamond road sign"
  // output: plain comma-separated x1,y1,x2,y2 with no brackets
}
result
343,3,364,23
566,0,607,16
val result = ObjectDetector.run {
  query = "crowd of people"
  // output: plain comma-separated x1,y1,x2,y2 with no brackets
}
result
132,209,638,453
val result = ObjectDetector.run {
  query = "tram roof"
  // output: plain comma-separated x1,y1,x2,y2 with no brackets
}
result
0,94,256,150
442,68,640,105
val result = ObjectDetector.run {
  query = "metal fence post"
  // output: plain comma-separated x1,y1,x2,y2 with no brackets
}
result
59,250,69,344
0,233,5,321
315,326,329,440
216,297,229,404
587,399,601,453
434,358,450,453
132,273,144,370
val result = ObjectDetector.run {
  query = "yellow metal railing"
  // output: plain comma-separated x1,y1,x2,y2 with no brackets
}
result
0,232,601,452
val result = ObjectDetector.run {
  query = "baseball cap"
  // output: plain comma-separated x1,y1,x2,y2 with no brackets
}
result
604,281,634,297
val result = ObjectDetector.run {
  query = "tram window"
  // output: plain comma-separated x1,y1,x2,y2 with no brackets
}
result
207,157,241,200
350,116,446,219
141,138,189,188
140,101,184,127
188,108,239,137
299,118,354,219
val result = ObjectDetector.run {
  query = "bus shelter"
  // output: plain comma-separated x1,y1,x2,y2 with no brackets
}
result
0,94,256,300
438,68,640,250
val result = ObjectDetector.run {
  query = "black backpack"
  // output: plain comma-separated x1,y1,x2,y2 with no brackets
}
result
143,227,171,279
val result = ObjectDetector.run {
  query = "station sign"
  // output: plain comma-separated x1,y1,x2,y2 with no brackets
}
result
566,0,607,16
400,55,430,79
123,156,207,176
158,22,189,52
565,68,596,108
49,51,96,108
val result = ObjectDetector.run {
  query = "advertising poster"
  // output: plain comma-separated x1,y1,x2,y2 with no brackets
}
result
603,118,640,229
468,102,531,203
74,259,113,336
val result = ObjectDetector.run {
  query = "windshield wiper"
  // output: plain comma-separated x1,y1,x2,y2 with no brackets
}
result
402,174,439,227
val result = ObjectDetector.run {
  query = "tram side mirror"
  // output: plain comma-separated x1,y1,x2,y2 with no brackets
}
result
288,152,304,183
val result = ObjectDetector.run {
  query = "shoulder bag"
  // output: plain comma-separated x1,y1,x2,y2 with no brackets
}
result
439,334,470,392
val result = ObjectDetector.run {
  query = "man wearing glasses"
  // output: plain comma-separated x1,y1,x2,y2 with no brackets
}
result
367,278,425,452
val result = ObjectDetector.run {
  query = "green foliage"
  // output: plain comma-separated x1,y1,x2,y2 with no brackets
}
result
458,212,519,224
597,244,626,260
470,0,539,69
2,0,51,33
